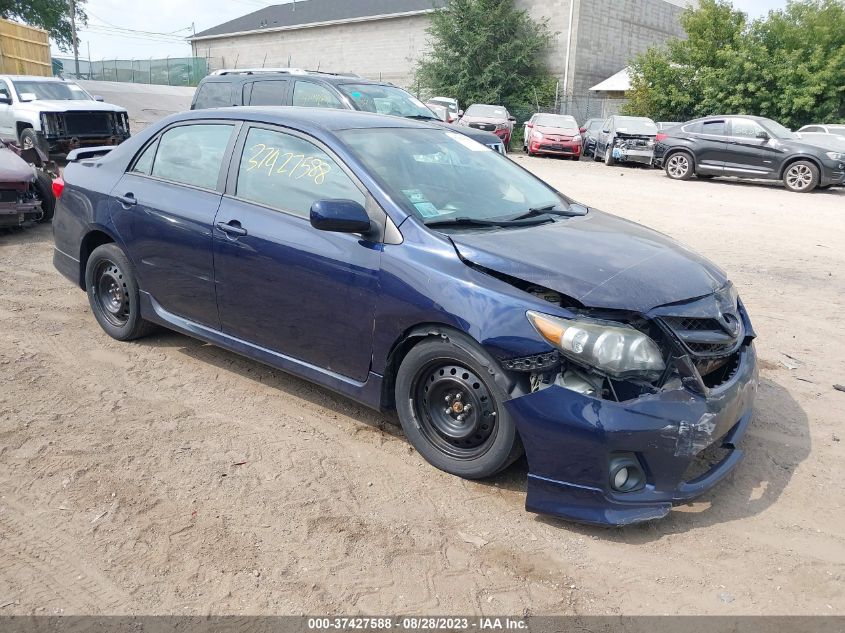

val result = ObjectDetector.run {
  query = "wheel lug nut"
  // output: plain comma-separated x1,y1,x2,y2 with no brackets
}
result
463,404,472,412
445,395,453,403
456,414,465,422
444,407,452,414
455,393,462,401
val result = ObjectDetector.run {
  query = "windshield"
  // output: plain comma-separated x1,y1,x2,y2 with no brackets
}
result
534,114,578,129
465,105,508,119
760,118,797,140
338,128,567,228
428,98,458,113
614,117,657,135
339,83,436,119
12,80,91,101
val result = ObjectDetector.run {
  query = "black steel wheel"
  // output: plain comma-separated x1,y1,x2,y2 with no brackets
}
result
395,332,522,479
85,243,154,341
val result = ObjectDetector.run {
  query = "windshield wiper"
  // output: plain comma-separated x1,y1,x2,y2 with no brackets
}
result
404,114,438,121
508,204,587,222
425,216,552,229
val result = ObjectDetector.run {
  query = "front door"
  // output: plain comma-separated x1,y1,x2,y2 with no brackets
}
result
212,124,381,382
0,79,15,140
110,121,238,328
725,118,774,176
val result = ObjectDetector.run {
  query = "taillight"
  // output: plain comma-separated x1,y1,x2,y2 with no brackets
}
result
52,176,64,198
655,133,667,142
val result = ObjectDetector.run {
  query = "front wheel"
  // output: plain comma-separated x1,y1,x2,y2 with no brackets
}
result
395,334,522,479
33,171,55,222
604,145,616,166
85,243,154,341
19,128,49,156
783,160,819,193
665,152,694,180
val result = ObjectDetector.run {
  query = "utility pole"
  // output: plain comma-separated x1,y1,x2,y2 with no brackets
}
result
68,0,80,77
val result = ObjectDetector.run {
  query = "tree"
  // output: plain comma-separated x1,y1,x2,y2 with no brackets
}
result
415,0,558,121
624,0,845,128
0,0,87,52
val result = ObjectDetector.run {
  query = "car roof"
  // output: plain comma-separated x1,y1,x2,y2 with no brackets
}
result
202,72,391,88
1,75,72,82
180,106,440,132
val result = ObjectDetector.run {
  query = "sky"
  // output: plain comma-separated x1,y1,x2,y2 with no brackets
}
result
51,0,790,61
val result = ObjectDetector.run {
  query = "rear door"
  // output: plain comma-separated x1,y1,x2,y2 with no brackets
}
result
212,124,381,381
0,79,14,139
690,119,729,172
725,118,774,176
110,121,239,328
243,79,290,106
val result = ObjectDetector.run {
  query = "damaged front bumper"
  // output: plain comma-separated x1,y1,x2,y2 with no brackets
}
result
612,146,654,165
506,343,758,526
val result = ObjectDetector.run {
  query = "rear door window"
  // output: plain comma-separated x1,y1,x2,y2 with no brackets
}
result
246,80,289,106
700,120,726,136
235,126,365,218
292,81,344,109
150,124,235,190
193,82,231,109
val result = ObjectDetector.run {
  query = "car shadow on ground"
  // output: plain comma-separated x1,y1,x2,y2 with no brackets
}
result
533,376,810,540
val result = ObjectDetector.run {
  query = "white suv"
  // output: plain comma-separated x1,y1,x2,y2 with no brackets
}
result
0,75,130,157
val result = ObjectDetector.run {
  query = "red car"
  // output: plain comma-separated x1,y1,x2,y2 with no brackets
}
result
458,104,515,148
524,114,582,159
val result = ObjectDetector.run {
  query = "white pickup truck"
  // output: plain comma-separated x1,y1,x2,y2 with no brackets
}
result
0,75,130,157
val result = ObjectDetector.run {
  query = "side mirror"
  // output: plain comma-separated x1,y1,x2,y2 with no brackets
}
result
93,95,105,102
525,122,534,129
602,129,610,134
458,109,464,116
756,130,769,140
508,115,517,122
18,92,37,102
579,127,586,133
310,199,371,234
0,95,10,105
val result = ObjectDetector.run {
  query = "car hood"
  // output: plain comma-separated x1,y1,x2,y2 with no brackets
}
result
449,210,727,312
15,100,126,113
773,137,839,154
0,147,35,183
536,125,580,136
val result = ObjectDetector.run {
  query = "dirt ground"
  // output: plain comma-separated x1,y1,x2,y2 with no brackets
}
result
1,156,843,616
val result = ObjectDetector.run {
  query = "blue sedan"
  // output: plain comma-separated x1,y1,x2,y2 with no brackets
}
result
51,107,758,525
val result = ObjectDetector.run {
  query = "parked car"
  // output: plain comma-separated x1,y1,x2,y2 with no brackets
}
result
458,104,516,148
654,115,845,192
51,107,758,526
426,103,450,123
592,116,658,166
425,97,460,123
0,138,54,228
797,124,845,134
580,118,603,157
656,121,682,132
523,114,581,159
192,69,505,153
0,75,130,157
796,131,845,150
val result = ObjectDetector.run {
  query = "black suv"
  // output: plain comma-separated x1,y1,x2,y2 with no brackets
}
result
654,115,845,193
191,69,505,153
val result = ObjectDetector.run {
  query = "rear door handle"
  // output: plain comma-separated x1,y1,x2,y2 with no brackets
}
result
117,193,137,207
216,221,247,237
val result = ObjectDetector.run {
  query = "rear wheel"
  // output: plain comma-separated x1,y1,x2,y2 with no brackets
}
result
85,243,154,341
395,333,522,479
783,160,819,193
664,152,694,180
33,171,55,222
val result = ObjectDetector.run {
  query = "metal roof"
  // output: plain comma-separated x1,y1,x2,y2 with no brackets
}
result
589,67,631,92
191,0,448,40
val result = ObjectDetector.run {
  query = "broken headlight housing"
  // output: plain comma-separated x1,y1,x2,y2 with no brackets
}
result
527,311,665,381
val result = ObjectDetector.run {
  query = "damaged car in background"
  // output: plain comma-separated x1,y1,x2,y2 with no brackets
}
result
51,109,758,526
0,75,130,158
0,137,55,228
593,115,659,166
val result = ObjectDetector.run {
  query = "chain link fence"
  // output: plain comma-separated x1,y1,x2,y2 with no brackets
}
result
52,56,208,87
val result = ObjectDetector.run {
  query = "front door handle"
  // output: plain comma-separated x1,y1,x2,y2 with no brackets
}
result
117,193,137,207
216,220,248,237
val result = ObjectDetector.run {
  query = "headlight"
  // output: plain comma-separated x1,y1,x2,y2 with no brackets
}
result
825,151,844,161
531,131,543,140
527,311,665,380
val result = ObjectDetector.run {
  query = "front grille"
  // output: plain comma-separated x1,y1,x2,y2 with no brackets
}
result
469,122,496,131
0,190,20,203
64,112,112,136
661,315,743,357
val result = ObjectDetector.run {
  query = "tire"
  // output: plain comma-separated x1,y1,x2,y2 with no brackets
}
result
604,145,616,166
395,332,523,479
783,160,819,193
592,144,601,162
84,243,154,341
19,128,49,156
664,151,694,180
33,171,55,222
